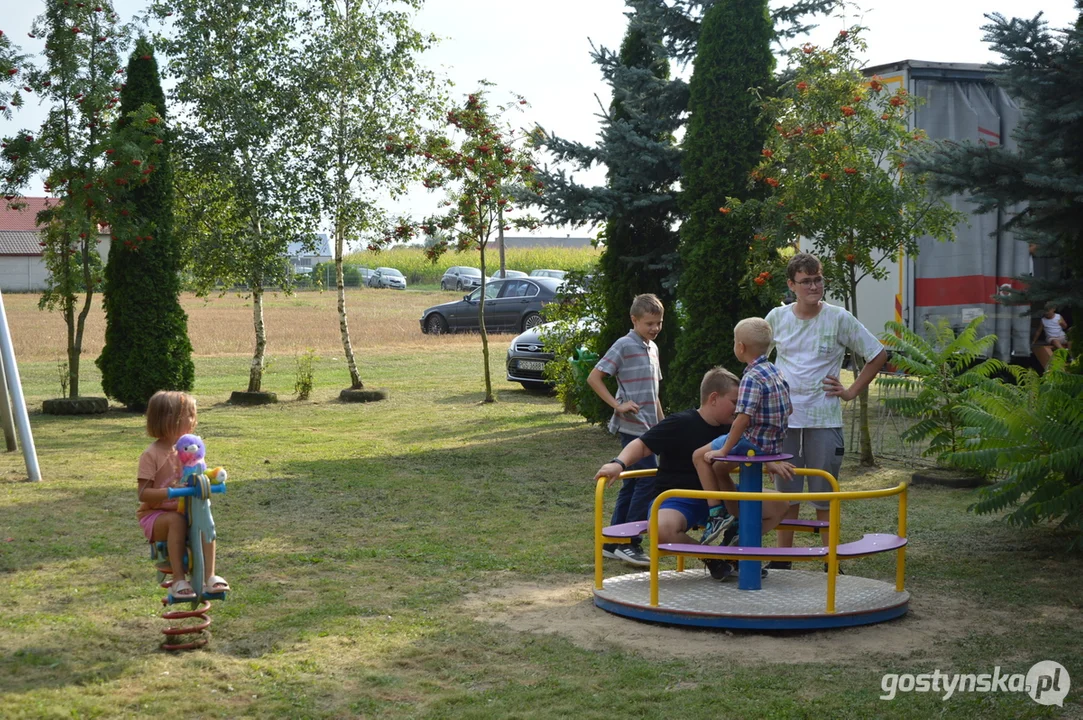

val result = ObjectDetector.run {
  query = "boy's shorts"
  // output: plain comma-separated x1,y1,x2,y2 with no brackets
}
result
653,496,710,531
710,433,762,457
773,427,843,510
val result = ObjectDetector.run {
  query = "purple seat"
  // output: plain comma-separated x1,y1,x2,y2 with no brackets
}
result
657,533,906,560
602,517,828,539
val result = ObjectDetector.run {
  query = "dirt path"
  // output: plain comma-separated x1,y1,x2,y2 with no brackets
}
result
463,576,1006,666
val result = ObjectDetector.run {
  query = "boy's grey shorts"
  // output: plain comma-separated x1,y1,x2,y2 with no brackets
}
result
773,428,844,510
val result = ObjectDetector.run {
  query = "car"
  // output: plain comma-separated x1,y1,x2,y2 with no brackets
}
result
506,317,598,390
420,276,563,335
367,267,406,289
358,267,374,285
529,269,566,280
440,266,482,291
490,269,527,280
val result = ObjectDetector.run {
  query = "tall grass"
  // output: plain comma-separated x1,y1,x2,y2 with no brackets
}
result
343,245,601,284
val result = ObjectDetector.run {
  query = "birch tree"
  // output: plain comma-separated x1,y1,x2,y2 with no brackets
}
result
296,0,442,392
154,0,317,397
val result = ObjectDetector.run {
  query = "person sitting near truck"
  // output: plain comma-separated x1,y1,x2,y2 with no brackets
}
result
1035,304,1071,351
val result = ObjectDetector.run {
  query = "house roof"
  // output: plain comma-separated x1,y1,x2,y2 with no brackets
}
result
0,231,44,255
0,197,55,231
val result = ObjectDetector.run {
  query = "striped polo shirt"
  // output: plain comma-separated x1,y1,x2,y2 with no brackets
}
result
595,330,662,436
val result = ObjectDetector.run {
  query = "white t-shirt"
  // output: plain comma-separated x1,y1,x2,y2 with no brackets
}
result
1042,314,1066,341
766,302,884,429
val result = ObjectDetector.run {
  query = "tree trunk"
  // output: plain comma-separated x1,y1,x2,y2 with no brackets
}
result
72,236,94,398
248,287,266,392
65,299,78,398
498,205,506,277
849,263,876,466
335,221,362,389
478,242,494,403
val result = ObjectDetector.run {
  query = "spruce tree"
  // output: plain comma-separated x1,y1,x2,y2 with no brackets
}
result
913,5,1083,350
533,21,681,420
667,0,775,408
97,38,193,411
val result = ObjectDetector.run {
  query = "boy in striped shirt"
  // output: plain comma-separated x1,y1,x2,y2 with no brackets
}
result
587,293,664,567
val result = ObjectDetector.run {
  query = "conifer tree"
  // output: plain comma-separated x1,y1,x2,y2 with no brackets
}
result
912,5,1083,352
97,38,193,411
667,0,775,407
532,20,681,420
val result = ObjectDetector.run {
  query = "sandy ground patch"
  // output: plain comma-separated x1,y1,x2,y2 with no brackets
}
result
462,576,1006,666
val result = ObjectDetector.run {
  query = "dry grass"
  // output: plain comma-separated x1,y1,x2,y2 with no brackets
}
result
3,288,519,362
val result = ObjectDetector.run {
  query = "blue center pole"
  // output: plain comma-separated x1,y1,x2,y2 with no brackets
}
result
737,460,763,590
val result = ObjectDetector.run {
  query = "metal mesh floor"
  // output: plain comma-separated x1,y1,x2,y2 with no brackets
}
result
594,569,909,628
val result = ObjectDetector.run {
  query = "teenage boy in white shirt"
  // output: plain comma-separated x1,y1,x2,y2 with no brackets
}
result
764,253,888,566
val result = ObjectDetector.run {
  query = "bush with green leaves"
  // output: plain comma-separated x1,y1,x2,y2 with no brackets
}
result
949,351,1083,548
878,317,1004,466
540,272,612,423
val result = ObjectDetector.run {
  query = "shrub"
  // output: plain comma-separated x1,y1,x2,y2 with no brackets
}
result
879,317,1004,466
294,348,317,400
950,351,1083,548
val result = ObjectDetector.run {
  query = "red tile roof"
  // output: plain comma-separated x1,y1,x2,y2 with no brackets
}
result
0,197,55,231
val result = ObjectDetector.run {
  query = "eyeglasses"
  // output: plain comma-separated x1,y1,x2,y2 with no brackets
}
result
794,276,826,287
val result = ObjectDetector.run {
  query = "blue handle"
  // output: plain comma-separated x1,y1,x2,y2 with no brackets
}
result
168,483,227,498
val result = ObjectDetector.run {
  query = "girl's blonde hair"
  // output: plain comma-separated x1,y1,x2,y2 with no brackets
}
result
146,391,197,439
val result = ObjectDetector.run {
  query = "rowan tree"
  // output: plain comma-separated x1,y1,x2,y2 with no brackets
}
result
412,90,541,403
0,1,162,399
723,28,964,464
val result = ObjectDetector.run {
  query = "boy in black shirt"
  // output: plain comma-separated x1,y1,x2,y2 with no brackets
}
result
594,367,792,555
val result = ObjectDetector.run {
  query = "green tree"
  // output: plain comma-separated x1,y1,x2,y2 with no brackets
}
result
415,89,540,403
0,26,30,121
668,0,775,408
726,27,965,464
96,38,193,411
0,1,160,399
296,0,442,391
156,0,318,395
911,6,1083,355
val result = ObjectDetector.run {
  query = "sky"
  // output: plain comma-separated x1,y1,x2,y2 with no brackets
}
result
2,0,1079,239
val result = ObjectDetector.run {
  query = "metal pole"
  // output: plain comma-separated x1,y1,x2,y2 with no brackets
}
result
0,290,41,481
736,460,763,590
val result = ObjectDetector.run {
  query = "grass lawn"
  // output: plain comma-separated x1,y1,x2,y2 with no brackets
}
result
0,290,1080,719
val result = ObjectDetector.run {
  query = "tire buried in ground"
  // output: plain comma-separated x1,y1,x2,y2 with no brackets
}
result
340,388,389,403
229,391,278,406
42,397,109,415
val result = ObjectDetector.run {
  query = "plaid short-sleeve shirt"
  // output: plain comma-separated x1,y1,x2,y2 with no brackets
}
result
736,355,792,454
594,330,662,437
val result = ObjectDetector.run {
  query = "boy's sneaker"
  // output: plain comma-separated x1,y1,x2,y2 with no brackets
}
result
602,546,621,561
613,545,651,567
704,559,734,580
767,560,792,570
720,520,740,547
700,508,735,545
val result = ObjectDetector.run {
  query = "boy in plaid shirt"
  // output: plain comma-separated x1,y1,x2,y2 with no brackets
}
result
693,317,792,545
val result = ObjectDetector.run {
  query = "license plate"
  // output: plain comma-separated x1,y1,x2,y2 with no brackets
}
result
518,360,546,371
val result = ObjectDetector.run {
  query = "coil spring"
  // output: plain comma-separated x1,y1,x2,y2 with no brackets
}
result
160,594,213,651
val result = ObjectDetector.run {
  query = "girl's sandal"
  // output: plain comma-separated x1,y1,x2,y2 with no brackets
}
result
171,579,197,600
205,575,230,593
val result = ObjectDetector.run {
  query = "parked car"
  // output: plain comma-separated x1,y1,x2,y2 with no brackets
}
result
367,267,406,289
440,266,482,291
490,269,527,280
506,317,598,390
529,269,566,280
420,277,562,334
359,267,374,285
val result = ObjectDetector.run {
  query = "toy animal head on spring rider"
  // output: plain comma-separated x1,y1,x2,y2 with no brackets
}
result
175,433,207,482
